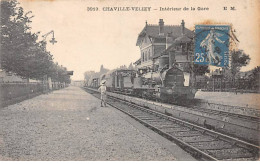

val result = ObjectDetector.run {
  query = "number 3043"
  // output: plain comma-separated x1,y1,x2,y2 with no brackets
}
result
195,53,205,62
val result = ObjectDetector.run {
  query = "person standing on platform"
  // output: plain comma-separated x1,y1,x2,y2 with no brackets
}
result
98,80,107,107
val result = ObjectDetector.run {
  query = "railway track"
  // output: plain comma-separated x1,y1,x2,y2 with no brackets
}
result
105,88,260,144
188,104,259,122
184,99,260,122
109,90,260,144
165,101,260,144
183,104,260,130
84,88,259,161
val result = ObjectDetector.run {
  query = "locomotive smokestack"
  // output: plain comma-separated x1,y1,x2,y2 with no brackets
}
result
181,20,185,35
166,32,173,49
169,50,175,69
159,19,164,36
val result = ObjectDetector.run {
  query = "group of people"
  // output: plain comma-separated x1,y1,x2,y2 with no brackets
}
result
98,80,107,107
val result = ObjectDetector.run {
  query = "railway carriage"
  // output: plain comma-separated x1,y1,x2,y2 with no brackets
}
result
101,69,136,94
89,77,100,88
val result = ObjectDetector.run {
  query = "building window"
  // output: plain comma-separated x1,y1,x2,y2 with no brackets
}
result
142,52,144,62
145,52,147,61
148,49,150,60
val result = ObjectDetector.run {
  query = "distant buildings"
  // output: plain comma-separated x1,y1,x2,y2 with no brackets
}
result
71,80,85,87
84,65,109,86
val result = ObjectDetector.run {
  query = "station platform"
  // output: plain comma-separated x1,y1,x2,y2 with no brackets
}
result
195,91,260,109
0,86,195,161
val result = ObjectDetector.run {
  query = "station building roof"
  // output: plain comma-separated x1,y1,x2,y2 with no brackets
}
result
136,22,193,46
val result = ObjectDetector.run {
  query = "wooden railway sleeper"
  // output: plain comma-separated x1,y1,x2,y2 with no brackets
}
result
231,141,237,147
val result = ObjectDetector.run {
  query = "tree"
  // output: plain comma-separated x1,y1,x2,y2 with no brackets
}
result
84,71,95,85
1,0,34,74
1,0,71,84
1,0,24,72
191,64,210,87
193,64,210,76
1,1,50,79
248,66,260,90
230,50,250,80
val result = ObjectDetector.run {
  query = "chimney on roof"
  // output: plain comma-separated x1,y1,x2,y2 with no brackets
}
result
145,20,148,31
181,20,185,35
159,19,164,36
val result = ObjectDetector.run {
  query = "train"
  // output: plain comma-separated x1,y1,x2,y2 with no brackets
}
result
87,63,197,103
85,19,201,102
87,32,197,102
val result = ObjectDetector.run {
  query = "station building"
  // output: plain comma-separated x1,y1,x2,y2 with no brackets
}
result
134,19,193,72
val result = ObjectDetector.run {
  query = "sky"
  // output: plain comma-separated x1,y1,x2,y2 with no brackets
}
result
19,0,260,80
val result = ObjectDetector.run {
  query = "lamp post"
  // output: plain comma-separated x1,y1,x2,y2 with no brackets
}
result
42,30,57,45
41,31,57,92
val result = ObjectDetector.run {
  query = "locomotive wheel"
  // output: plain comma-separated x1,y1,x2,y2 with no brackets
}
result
175,96,188,105
159,94,169,103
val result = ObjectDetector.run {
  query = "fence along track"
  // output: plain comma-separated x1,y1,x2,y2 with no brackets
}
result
84,88,259,161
